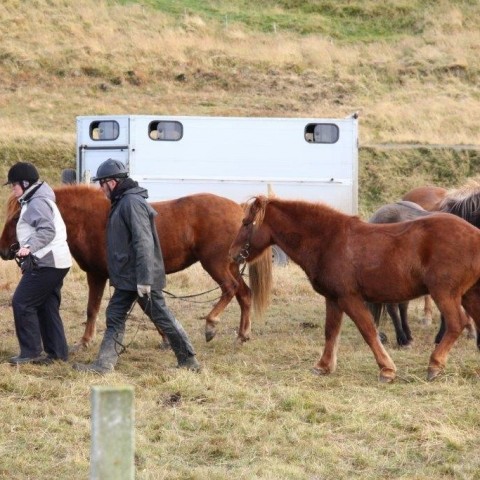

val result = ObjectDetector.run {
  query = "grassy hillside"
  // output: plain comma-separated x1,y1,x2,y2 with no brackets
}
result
1,0,479,148
1,0,480,215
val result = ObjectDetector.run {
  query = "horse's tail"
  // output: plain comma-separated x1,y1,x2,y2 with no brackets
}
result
367,301,386,327
248,246,273,319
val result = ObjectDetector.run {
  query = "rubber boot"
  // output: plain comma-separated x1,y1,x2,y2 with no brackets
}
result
73,333,122,374
176,354,201,372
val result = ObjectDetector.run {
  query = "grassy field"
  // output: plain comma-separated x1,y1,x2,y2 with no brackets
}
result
1,260,480,479
1,0,480,478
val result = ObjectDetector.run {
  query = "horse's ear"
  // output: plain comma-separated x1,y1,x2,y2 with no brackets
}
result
267,184,276,198
251,196,268,225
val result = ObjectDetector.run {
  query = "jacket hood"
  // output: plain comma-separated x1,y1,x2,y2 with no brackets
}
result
19,181,55,204
111,178,149,205
124,186,149,199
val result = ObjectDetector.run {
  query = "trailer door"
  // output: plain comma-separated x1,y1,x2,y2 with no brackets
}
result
77,117,130,182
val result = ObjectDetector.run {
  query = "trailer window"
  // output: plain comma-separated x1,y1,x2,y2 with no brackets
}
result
304,123,339,143
149,121,183,141
90,121,119,141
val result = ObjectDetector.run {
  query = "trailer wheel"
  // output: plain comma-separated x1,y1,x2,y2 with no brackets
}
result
61,168,77,184
272,245,288,266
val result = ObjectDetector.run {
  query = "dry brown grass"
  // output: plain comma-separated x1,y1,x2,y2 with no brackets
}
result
1,260,480,479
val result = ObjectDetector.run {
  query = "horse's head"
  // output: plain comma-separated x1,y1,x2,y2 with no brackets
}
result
230,195,273,320
439,181,480,229
0,194,21,260
229,196,269,264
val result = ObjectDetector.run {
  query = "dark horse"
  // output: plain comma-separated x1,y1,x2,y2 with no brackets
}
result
0,185,271,349
229,195,480,382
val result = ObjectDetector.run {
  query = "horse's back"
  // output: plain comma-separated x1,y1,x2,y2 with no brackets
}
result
402,186,447,211
369,201,429,224
152,193,243,232
151,193,244,272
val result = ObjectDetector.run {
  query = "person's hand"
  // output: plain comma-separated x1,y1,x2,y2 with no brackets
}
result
137,284,151,298
17,246,31,257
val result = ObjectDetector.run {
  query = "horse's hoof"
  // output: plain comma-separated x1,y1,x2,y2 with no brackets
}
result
379,374,395,383
69,343,87,354
378,332,388,344
311,367,330,376
205,328,216,343
379,368,396,383
427,367,442,381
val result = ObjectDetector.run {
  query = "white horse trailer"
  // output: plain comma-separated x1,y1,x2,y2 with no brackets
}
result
73,114,359,213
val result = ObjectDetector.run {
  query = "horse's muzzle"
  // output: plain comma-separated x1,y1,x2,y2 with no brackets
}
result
0,248,15,260
0,242,19,261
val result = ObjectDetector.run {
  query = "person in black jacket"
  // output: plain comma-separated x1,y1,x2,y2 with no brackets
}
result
74,159,200,373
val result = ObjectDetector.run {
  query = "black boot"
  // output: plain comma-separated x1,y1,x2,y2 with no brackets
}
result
177,355,201,372
73,333,123,374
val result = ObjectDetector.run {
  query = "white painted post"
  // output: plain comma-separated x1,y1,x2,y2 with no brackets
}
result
90,386,135,480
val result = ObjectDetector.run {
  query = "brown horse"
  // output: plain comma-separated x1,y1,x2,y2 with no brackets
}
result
229,195,480,382
403,182,480,338
367,200,431,346
404,181,480,228
402,186,447,211
0,185,270,349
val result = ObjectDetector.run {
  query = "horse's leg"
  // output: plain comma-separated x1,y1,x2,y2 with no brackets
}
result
70,272,107,352
153,325,171,350
427,295,466,380
399,301,413,343
366,302,388,343
435,312,476,344
461,285,480,351
423,295,434,326
233,272,252,343
386,303,411,347
434,315,446,344
200,261,239,342
313,298,344,375
465,314,477,340
339,295,397,382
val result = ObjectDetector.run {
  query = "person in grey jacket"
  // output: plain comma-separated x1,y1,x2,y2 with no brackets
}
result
74,159,200,373
5,162,72,365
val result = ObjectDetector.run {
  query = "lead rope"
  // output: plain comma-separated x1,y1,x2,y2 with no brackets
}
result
161,262,248,304
113,295,151,356
112,262,247,355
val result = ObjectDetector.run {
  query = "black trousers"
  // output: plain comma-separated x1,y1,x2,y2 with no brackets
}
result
12,267,70,360
105,288,195,362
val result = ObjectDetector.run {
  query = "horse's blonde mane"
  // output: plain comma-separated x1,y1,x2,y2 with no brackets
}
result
5,194,20,222
444,177,480,203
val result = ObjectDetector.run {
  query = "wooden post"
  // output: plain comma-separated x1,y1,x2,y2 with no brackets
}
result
90,386,135,480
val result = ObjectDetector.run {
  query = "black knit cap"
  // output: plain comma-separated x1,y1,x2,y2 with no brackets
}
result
4,162,40,186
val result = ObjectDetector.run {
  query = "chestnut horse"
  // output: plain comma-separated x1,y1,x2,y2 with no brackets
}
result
229,195,480,382
368,200,430,346
0,185,271,349
402,186,449,326
403,182,480,340
368,197,478,346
